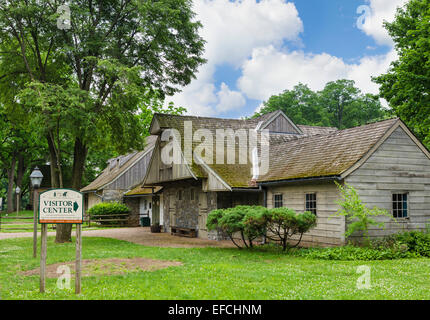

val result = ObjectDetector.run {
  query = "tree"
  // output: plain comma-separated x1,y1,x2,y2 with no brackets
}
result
0,0,206,242
373,0,430,147
254,80,387,129
255,83,331,127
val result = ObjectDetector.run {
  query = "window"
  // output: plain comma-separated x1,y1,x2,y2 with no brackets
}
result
274,194,283,208
305,193,317,214
177,190,183,201
190,188,195,201
393,193,408,218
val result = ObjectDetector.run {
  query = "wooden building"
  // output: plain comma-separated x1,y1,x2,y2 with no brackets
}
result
142,111,430,246
81,135,157,226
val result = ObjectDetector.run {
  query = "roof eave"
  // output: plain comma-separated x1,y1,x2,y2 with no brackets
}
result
258,175,342,186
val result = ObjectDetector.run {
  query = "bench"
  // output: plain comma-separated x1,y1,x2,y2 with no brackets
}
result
171,226,197,238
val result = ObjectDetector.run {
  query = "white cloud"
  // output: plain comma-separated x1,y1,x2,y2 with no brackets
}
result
215,83,246,113
237,0,407,103
168,0,303,116
237,46,398,101
238,46,349,100
347,49,398,94
358,0,408,46
169,0,405,116
195,0,303,66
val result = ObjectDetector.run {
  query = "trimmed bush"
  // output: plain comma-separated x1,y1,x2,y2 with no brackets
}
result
207,205,316,250
265,208,317,251
207,206,268,249
88,202,130,225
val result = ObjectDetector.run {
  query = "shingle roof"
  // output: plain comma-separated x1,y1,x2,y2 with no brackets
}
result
150,113,399,188
124,185,163,196
259,118,399,182
81,136,157,192
297,125,338,136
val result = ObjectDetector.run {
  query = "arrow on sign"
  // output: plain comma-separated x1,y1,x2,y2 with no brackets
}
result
73,202,79,212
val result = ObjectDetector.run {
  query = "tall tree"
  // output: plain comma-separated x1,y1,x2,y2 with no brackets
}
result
0,0,206,242
319,80,386,129
254,80,387,129
373,0,430,147
255,83,330,126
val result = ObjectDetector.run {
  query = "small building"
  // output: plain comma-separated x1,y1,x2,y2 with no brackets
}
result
81,136,157,226
142,111,430,246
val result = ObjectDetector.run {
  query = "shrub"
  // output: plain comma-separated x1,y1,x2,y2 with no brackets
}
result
295,231,430,261
207,206,268,249
207,205,316,251
393,231,430,257
206,209,224,233
296,245,415,261
88,202,130,225
242,206,268,248
332,182,392,245
265,208,317,251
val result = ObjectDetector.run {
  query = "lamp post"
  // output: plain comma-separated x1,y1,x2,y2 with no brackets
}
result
15,186,21,216
30,167,43,258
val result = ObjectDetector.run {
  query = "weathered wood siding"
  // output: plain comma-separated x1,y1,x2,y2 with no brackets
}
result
105,147,153,190
266,182,345,246
145,137,194,184
87,193,102,210
264,114,300,134
346,126,430,239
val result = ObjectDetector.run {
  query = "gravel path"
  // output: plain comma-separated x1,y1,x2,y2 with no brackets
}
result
0,227,234,248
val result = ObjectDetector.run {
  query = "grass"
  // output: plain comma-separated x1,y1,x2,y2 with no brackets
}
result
1,236,430,300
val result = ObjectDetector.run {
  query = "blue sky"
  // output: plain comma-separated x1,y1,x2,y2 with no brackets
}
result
169,0,406,119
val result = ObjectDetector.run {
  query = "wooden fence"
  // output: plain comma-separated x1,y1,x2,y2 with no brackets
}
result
0,215,34,232
86,214,129,227
0,214,130,232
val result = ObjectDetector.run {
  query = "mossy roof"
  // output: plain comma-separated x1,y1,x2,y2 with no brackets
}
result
259,118,399,182
151,113,399,188
124,185,162,196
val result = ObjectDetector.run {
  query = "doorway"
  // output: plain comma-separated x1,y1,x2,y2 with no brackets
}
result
139,196,152,226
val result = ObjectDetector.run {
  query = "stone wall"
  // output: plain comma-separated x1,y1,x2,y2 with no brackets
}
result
124,197,140,227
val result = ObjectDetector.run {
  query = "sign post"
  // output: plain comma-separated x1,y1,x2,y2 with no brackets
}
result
38,189,84,294
33,189,39,258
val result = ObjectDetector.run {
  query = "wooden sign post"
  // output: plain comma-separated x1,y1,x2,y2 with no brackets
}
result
38,188,84,294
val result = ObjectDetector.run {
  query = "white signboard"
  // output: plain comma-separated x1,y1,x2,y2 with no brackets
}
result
39,189,83,224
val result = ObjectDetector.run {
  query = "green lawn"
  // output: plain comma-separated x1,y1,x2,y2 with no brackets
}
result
0,236,429,300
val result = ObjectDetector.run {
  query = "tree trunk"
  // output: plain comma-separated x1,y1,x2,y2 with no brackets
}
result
6,155,16,213
55,138,88,243
47,134,60,188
